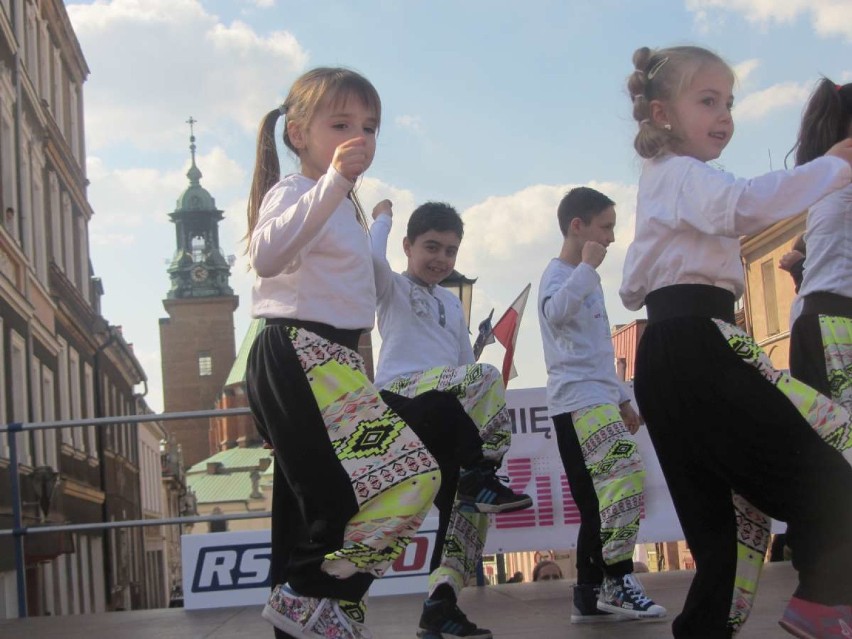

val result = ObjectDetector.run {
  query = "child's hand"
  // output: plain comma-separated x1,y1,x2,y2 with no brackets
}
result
372,199,393,220
332,137,370,181
778,250,804,272
581,241,607,269
619,402,643,435
826,137,852,170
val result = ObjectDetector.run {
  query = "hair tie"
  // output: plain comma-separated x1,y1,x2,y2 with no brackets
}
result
278,104,287,116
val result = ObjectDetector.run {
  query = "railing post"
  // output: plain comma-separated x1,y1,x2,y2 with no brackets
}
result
8,422,28,618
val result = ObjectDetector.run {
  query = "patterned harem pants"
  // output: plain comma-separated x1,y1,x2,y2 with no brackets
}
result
636,314,852,638
247,322,440,603
384,363,512,597
553,403,645,583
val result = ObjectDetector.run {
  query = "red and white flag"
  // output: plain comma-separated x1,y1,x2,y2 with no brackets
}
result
491,283,531,385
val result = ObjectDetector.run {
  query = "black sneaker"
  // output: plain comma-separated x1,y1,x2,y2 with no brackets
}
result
571,583,631,624
456,464,533,513
417,598,493,638
597,574,667,619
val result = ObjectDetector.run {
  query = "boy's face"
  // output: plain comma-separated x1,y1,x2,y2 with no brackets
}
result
403,229,461,286
573,206,616,247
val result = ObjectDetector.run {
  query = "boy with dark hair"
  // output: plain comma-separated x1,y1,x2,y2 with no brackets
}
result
538,187,666,623
370,199,531,639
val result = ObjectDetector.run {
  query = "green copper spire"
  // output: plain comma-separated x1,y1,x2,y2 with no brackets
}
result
186,115,203,185
175,116,216,212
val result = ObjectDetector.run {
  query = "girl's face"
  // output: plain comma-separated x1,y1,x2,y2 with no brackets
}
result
289,95,378,181
656,62,735,162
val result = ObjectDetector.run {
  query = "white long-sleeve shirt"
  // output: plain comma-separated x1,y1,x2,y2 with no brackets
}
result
249,167,376,329
371,213,474,389
799,183,852,300
620,154,851,310
538,258,630,416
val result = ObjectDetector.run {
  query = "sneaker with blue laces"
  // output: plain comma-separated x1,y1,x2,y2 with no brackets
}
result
597,573,667,619
417,598,492,638
456,463,532,513
571,583,632,624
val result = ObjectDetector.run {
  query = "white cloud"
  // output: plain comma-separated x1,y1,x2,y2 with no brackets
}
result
733,58,761,87
395,115,424,134
67,0,308,151
686,0,852,40
401,181,643,390
734,81,811,121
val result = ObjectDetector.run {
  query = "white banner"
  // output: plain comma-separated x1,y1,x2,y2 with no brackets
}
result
182,386,705,609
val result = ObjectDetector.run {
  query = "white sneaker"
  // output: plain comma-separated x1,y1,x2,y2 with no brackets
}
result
262,583,373,639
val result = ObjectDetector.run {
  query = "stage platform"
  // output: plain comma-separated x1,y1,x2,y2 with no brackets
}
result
0,562,798,638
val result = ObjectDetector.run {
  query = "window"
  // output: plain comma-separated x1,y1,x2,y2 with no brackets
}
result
760,260,780,336
0,318,6,459
48,172,61,263
1,113,17,220
78,215,89,302
31,358,43,466
10,331,32,466
32,160,47,282
52,47,64,132
42,366,57,468
84,363,96,457
68,347,82,451
57,337,71,446
198,352,213,377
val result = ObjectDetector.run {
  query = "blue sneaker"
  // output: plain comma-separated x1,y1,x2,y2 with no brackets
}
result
571,584,631,624
417,598,492,638
457,464,532,513
597,574,667,619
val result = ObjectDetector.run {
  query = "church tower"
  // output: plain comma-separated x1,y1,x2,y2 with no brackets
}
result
159,119,238,468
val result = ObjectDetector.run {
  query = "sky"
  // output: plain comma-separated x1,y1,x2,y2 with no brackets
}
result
65,0,852,413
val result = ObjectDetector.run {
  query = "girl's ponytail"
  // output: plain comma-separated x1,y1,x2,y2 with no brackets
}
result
628,47,678,159
246,109,284,242
791,78,852,166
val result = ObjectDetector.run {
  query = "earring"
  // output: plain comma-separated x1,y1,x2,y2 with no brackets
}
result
663,123,672,131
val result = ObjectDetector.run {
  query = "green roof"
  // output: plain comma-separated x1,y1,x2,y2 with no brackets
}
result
185,445,274,505
187,472,254,504
224,318,266,388
186,446,273,475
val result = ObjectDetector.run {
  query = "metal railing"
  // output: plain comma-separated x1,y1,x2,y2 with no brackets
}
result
0,407,267,618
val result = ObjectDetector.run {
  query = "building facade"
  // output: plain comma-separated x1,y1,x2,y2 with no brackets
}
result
0,0,151,618
740,213,806,371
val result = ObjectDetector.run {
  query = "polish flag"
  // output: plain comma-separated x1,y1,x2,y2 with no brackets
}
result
491,283,531,385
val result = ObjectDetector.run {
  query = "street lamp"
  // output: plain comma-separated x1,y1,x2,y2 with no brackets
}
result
440,269,477,328
29,465,60,518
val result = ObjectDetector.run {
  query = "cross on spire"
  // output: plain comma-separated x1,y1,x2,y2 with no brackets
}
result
186,116,201,184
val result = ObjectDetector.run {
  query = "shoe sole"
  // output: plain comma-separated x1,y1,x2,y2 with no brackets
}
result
262,604,319,639
570,613,633,624
462,496,533,514
778,619,819,639
416,629,493,639
596,602,668,620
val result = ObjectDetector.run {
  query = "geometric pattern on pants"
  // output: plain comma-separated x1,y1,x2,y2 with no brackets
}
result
713,319,852,635
286,327,441,579
571,403,646,566
820,314,852,412
385,363,511,595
